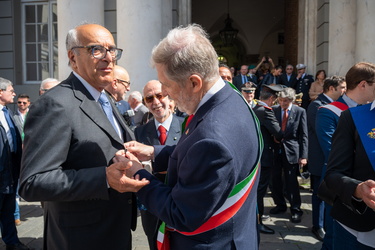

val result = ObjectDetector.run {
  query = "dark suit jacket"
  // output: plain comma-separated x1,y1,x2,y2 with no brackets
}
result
307,93,331,176
253,102,283,167
233,74,250,91
273,104,308,164
325,108,375,231
136,83,261,249
135,115,183,147
0,108,22,193
280,73,297,88
19,73,136,250
295,74,314,109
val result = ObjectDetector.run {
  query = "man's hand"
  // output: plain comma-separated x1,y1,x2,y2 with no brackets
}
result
124,141,155,161
106,161,149,193
298,158,307,166
354,180,375,210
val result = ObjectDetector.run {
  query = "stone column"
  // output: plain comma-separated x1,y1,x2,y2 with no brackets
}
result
57,0,105,80
117,0,172,92
355,0,375,62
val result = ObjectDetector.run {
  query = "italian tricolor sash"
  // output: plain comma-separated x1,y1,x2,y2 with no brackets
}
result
350,103,375,170
157,81,262,250
320,101,348,117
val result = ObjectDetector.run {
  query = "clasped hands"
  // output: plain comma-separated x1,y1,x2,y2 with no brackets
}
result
106,141,154,193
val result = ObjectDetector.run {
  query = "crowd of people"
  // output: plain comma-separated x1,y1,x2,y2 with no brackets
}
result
0,22,374,250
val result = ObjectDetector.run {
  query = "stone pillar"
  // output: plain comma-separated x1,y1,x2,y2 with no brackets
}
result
57,0,105,80
355,0,375,62
328,0,356,76
117,0,173,92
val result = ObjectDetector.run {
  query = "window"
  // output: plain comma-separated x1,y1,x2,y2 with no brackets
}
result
22,1,58,83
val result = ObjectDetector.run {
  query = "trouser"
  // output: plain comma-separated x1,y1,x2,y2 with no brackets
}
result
0,192,20,245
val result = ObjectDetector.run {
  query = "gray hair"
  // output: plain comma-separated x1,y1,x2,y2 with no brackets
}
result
278,87,296,101
0,77,13,90
40,78,60,90
129,91,143,102
151,24,219,86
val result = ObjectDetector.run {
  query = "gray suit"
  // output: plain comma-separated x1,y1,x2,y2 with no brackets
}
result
19,73,136,250
12,112,24,136
134,114,183,250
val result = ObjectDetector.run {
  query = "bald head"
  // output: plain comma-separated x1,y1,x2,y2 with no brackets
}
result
143,80,171,123
105,65,130,102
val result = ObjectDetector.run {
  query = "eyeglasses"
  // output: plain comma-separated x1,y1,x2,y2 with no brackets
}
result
116,78,130,87
71,45,123,60
242,90,254,93
286,68,293,70
1,89,15,93
17,101,28,104
144,93,165,103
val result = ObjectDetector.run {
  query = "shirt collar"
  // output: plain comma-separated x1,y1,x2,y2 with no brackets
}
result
322,93,334,102
371,100,375,111
73,71,101,102
342,94,358,108
194,78,225,114
154,112,173,131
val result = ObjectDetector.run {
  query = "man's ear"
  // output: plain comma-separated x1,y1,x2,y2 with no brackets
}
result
189,74,203,93
68,50,77,68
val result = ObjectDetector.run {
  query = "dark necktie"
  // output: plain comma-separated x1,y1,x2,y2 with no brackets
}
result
243,75,247,84
98,93,119,136
281,108,288,131
158,125,167,145
185,114,194,129
2,107,17,152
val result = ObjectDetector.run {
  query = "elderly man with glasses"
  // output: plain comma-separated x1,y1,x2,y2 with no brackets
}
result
19,23,148,250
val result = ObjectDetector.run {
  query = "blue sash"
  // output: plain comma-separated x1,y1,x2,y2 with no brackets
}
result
350,103,375,171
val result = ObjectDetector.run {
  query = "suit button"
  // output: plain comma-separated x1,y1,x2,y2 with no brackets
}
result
128,199,132,204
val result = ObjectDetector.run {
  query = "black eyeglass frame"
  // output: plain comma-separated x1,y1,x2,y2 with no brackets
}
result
71,45,123,60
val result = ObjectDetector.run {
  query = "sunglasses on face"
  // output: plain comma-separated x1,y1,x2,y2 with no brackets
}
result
17,101,28,104
144,93,165,103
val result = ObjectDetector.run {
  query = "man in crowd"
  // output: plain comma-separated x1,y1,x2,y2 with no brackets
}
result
247,65,258,85
307,76,346,241
128,91,149,127
233,64,250,91
19,23,148,250
110,24,262,249
13,94,30,137
219,64,233,83
0,78,28,250
271,87,308,223
253,84,284,235
316,62,375,249
39,78,60,95
135,79,184,250
295,64,314,109
105,65,134,129
241,82,258,108
280,64,297,88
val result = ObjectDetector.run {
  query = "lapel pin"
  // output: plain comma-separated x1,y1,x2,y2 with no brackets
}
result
185,128,189,135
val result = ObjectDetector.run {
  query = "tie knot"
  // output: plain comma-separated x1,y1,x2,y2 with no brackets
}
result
2,106,7,112
283,108,288,111
158,125,167,134
99,93,110,106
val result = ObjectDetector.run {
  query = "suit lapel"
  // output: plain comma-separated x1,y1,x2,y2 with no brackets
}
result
146,121,160,145
165,116,181,145
70,74,124,145
286,106,297,132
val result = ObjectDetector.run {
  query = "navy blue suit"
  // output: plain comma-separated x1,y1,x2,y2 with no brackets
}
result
280,73,297,88
134,115,183,250
272,104,308,213
136,83,261,249
295,74,314,109
307,93,331,230
233,74,250,91
0,107,23,246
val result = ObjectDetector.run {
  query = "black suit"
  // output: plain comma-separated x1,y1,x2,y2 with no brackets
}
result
253,102,283,216
134,115,183,250
233,74,250,91
0,107,23,246
272,105,308,213
280,73,297,88
325,108,375,232
20,73,136,250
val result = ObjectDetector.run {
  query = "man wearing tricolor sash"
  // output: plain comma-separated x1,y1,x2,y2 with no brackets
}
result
321,62,375,249
110,24,262,249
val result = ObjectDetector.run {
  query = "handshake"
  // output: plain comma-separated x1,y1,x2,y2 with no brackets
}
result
106,141,154,193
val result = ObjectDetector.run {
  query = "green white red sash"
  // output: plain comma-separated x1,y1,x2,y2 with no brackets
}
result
157,81,262,250
320,101,348,117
